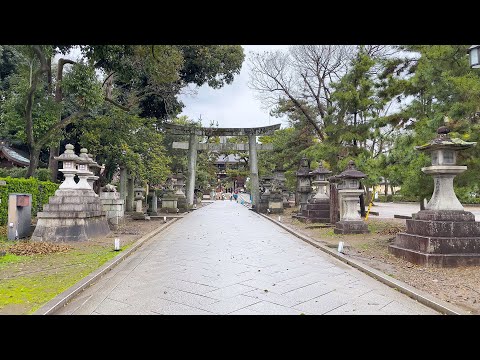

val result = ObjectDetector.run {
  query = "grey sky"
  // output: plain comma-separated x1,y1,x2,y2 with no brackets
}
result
178,45,290,128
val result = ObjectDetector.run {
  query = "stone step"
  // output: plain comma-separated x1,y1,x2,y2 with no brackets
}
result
393,232,480,254
37,210,106,218
388,245,480,267
301,209,330,218
48,196,101,205
406,219,480,237
43,203,103,212
100,199,125,205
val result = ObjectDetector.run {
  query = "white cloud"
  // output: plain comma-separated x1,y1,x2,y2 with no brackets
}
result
178,45,291,129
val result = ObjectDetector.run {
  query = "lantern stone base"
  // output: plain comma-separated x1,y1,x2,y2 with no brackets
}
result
334,220,369,234
177,196,188,213
293,199,330,223
132,212,149,220
389,210,480,267
31,189,110,242
267,193,284,214
258,193,270,214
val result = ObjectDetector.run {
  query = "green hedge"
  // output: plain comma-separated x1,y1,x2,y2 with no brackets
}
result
0,177,59,225
0,168,52,181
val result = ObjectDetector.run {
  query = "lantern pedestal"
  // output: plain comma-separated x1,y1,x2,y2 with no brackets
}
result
334,189,369,234
423,166,466,210
160,189,178,213
389,210,480,266
268,192,284,214
31,189,110,242
294,176,331,223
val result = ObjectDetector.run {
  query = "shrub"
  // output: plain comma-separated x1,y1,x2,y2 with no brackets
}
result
0,167,52,181
0,177,59,225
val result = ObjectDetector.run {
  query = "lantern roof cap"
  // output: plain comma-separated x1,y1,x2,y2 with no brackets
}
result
310,162,332,176
337,160,366,179
76,148,95,165
415,126,476,152
54,144,80,162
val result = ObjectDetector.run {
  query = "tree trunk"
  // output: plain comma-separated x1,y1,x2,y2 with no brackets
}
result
384,179,388,196
48,144,60,181
25,147,41,178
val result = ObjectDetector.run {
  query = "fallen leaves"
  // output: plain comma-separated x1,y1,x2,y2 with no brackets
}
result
7,242,72,256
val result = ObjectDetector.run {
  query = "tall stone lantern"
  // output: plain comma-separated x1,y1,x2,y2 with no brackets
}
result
273,165,290,208
86,152,101,193
54,144,80,190
76,148,95,190
258,175,274,213
295,157,312,215
419,126,474,210
334,160,369,234
389,126,480,267
310,162,332,202
174,172,187,212
294,162,332,223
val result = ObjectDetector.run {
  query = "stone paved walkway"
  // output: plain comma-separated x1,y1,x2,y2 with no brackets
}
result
57,201,438,315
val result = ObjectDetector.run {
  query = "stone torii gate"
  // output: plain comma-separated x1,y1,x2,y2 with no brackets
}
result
165,123,280,211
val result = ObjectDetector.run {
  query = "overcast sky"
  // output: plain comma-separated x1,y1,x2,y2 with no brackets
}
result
178,45,290,129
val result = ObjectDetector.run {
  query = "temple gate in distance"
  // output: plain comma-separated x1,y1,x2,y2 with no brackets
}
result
164,123,281,212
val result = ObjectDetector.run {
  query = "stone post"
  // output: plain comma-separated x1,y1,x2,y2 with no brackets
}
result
119,167,127,204
126,176,134,212
186,133,198,208
248,133,260,211
151,191,158,213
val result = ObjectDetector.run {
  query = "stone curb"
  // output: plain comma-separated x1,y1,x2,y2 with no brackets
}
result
33,218,179,315
257,213,468,315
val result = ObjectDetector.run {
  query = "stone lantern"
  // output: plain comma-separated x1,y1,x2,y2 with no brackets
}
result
161,176,178,213
134,187,145,213
295,157,312,215
418,126,474,210
334,160,369,234
310,162,332,202
294,161,332,223
54,144,80,190
389,126,480,267
174,172,187,212
258,175,274,213
86,153,101,193
76,148,95,190
273,165,290,208
33,144,110,242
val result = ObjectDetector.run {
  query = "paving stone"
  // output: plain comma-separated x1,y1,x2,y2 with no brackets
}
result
59,201,439,315
198,295,262,315
206,283,256,300
293,291,348,314
244,301,305,315
94,298,131,315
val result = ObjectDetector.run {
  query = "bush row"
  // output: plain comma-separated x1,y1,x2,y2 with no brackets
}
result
0,168,52,181
0,177,59,225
